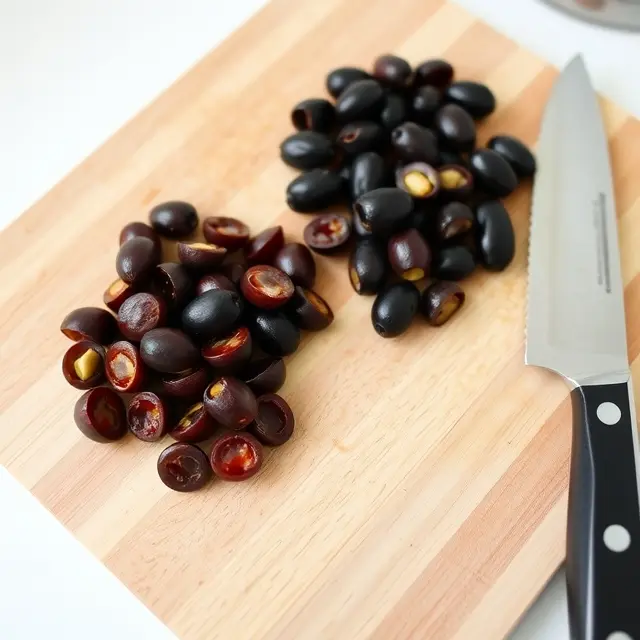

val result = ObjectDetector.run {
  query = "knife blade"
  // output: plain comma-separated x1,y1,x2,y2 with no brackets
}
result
526,55,640,640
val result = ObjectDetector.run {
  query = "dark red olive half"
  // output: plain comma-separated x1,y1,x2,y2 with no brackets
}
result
160,368,209,399
387,228,432,281
117,293,166,342
157,442,212,492
74,387,127,443
303,213,351,253
177,242,227,271
119,222,162,262
203,377,258,430
242,358,286,395
241,266,295,310
60,307,117,344
210,432,264,481
286,287,334,331
196,273,237,296
127,392,168,442
420,280,465,326
249,394,295,446
103,278,136,312
140,328,200,374
152,262,194,310
105,340,145,392
273,243,316,289
170,402,218,443
245,226,284,265
116,237,159,285
395,162,440,200
202,216,250,250
62,340,105,390
436,202,474,241
202,326,252,371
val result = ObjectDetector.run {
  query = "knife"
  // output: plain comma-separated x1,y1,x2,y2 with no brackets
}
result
526,55,640,640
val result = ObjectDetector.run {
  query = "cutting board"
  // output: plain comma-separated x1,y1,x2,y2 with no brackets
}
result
2,1,640,638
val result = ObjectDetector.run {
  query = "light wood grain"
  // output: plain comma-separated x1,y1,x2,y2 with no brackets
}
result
1,1,639,638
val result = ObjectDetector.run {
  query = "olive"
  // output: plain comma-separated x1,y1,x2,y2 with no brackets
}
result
437,164,474,201
336,121,386,156
414,59,454,89
116,237,159,285
380,93,408,130
202,217,250,250
353,210,373,238
354,187,414,236
117,292,167,342
220,259,248,286
249,394,295,447
62,340,105,390
152,262,194,310
103,278,136,313
326,66,370,98
248,310,300,357
203,377,258,431
303,213,351,253
181,290,244,341
273,243,316,289
241,265,294,309
411,86,441,125
149,201,198,238
171,401,217,442
434,245,476,281
242,357,286,395
445,81,496,119
335,79,385,123
371,282,420,338
60,307,117,344
395,162,440,200
157,443,212,492
161,368,210,400
74,387,127,443
196,273,236,296
436,202,474,241
291,98,335,133
177,242,227,271
433,104,476,152
390,122,439,165
105,341,145,392
350,152,388,201
437,151,468,168
202,326,252,371
469,149,518,198
349,238,388,295
140,328,201,373
286,286,333,331
286,169,344,213
420,281,465,326
280,131,335,170
372,54,413,89
387,228,431,281
245,226,284,265
119,222,162,262
487,135,536,178
475,200,515,271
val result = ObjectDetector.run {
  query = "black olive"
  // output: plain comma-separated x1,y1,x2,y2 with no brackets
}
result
437,150,468,168
390,122,439,164
433,104,476,152
326,66,370,99
149,201,198,238
475,200,515,271
291,98,335,133
285,287,333,331
152,262,194,310
349,238,388,295
350,152,389,201
336,121,386,156
116,237,159,285
420,281,465,326
140,328,201,373
353,210,373,238
380,93,408,130
395,162,440,201
280,131,335,170
354,187,414,236
372,54,413,89
286,169,344,213
387,228,432,281
469,149,518,198
248,310,300,357
371,282,420,338
335,79,385,123
181,290,244,341
487,135,536,178
436,202,474,241
434,246,476,281
411,86,441,125
437,164,474,201
413,59,454,89
445,81,496,119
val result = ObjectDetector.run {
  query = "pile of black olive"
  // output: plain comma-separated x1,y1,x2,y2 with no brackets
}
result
280,54,535,337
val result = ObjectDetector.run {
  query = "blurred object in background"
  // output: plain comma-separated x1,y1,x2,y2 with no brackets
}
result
541,0,640,30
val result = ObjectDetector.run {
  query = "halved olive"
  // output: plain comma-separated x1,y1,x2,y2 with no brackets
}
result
157,442,212,492
388,228,431,281
152,262,194,310
286,286,333,331
204,377,258,430
210,432,263,482
62,340,105,390
354,187,413,236
273,243,316,289
60,307,117,344
103,278,136,312
202,326,252,370
177,242,227,271
161,367,209,399
105,340,145,392
196,273,237,296
74,387,127,443
420,280,465,326
371,282,420,338
436,202,474,241
127,392,168,442
391,122,439,164
245,226,284,265
241,266,294,309
303,213,351,253
349,238,388,295
202,216,250,250
170,402,217,443
149,201,198,238
395,162,440,200
242,358,286,395
291,98,335,133
438,164,474,201
249,394,295,446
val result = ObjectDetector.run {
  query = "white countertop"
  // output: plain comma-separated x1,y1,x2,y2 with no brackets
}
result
2,1,639,638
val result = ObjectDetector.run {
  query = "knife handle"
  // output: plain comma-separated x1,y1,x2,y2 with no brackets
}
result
567,380,640,640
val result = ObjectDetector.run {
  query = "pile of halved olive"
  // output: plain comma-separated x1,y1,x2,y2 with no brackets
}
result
281,55,535,337
60,202,333,491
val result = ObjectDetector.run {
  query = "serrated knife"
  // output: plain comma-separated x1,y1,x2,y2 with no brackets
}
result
526,55,640,640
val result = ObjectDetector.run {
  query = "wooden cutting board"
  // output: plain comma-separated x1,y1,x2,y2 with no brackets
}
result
2,0,640,638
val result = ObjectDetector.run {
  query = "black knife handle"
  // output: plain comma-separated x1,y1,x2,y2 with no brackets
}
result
567,381,640,640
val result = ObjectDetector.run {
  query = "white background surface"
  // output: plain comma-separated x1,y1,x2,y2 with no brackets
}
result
2,0,640,638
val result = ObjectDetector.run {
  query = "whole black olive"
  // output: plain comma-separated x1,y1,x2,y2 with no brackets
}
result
487,135,536,178
336,121,386,156
248,310,300,357
372,54,413,89
116,237,159,285
445,81,496,119
433,104,476,152
475,200,515,271
350,152,389,201
349,238,388,295
411,86,441,125
335,79,385,123
280,131,335,170
149,201,198,238
420,281,465,326
291,98,335,133
286,169,344,213
434,246,476,281
437,164,474,201
413,59,454,89
371,282,420,338
380,93,408,130
140,328,201,373
326,66,370,99
181,290,244,341
436,202,474,241
388,228,431,281
390,123,439,165
354,187,414,236
469,149,518,198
